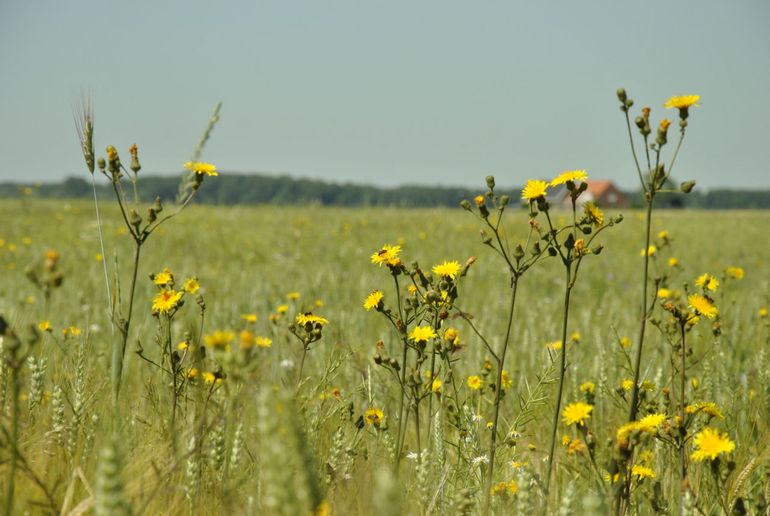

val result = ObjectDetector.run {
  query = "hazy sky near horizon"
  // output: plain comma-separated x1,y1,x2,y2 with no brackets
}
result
1,1,768,191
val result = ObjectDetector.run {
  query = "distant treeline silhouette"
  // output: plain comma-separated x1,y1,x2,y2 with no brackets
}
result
1,174,769,209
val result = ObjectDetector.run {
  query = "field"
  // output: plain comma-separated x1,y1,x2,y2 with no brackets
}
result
1,197,769,515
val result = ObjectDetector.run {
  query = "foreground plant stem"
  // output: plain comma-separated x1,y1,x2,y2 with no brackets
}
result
111,240,142,407
4,362,20,516
679,322,688,486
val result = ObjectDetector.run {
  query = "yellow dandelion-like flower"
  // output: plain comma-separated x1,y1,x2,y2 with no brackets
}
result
631,465,656,480
579,381,595,394
443,327,460,346
636,413,666,433
725,266,744,280
500,371,513,390
688,294,718,319
491,480,518,496
691,427,735,461
668,257,679,267
467,375,483,390
183,277,200,294
616,422,639,443
474,195,485,207
370,244,402,267
431,378,443,392
562,401,593,426
521,179,548,201
570,332,581,343
314,299,324,307
657,288,672,299
177,340,189,351
363,289,384,311
255,336,272,348
550,169,588,187
202,371,223,384
184,161,218,176
409,325,437,343
287,291,300,300
204,330,235,349
153,268,174,286
186,368,199,379
296,312,329,327
760,308,768,318
621,379,634,391
152,289,184,313
657,230,669,240
686,401,724,419
546,340,562,351
407,284,418,295
38,320,52,332
583,202,604,227
640,245,657,257
239,330,256,349
364,407,385,426
62,326,81,338
620,336,631,348
567,438,587,455
241,313,258,323
277,304,289,314
695,273,719,292
664,95,700,110
432,260,461,280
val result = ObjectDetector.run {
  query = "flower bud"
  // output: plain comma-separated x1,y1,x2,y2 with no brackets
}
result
480,230,492,245
485,175,495,190
680,180,696,193
460,199,472,211
616,88,627,102
129,144,141,174
513,244,525,260
97,158,106,171
129,209,142,231
499,194,509,207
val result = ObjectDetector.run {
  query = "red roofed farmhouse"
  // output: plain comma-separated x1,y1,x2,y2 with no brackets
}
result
553,179,628,208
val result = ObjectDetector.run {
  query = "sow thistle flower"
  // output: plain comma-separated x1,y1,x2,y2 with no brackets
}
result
664,95,700,110
686,401,724,419
640,245,657,257
38,320,52,332
467,375,483,390
364,407,385,427
631,465,656,480
182,277,200,294
521,179,548,201
695,273,719,292
583,202,604,227
241,313,258,323
550,169,588,187
296,312,329,327
152,289,184,313
409,325,437,344
184,161,218,176
725,266,744,279
432,260,461,280
691,427,735,461
562,401,593,426
363,289,384,311
370,244,402,267
204,330,235,349
152,267,174,286
688,294,718,319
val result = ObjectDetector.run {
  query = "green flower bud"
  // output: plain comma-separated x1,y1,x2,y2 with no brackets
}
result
680,180,696,193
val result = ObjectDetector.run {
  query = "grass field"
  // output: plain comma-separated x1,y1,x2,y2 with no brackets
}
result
1,198,769,515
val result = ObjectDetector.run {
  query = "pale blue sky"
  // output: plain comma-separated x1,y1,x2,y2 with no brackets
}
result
1,0,768,190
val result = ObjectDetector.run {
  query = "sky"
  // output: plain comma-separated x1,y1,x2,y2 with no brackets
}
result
1,0,769,191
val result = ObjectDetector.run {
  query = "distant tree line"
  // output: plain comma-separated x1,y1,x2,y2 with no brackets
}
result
1,174,769,209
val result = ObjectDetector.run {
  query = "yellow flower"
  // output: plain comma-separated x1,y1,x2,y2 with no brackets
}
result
296,312,329,327
621,379,634,391
467,375,483,390
760,308,768,318
570,332,581,343
668,257,679,267
183,277,200,294
657,230,669,240
636,413,666,433
184,161,218,176
239,330,256,349
500,371,513,390
695,273,719,292
546,340,562,351
474,195,485,207
491,480,518,496
640,245,657,257
432,260,461,280
177,340,189,351
287,291,300,300
431,378,443,392
583,202,604,227
202,371,223,384
567,438,587,455
725,266,744,279
550,169,588,187
255,336,272,348
153,268,174,286
152,289,183,313
579,381,595,394
38,320,52,332
664,95,700,110
62,326,81,338
409,326,437,343
631,465,656,480
562,402,593,426
241,313,258,323
314,299,324,308
363,290,384,311
204,330,235,349
688,294,718,319
364,407,385,427
657,288,672,299
277,304,289,314
691,427,735,461
370,244,402,267
686,401,723,419
443,327,460,346
619,337,631,348
521,179,548,201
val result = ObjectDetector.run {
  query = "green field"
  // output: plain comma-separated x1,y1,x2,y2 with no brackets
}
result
1,198,769,515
